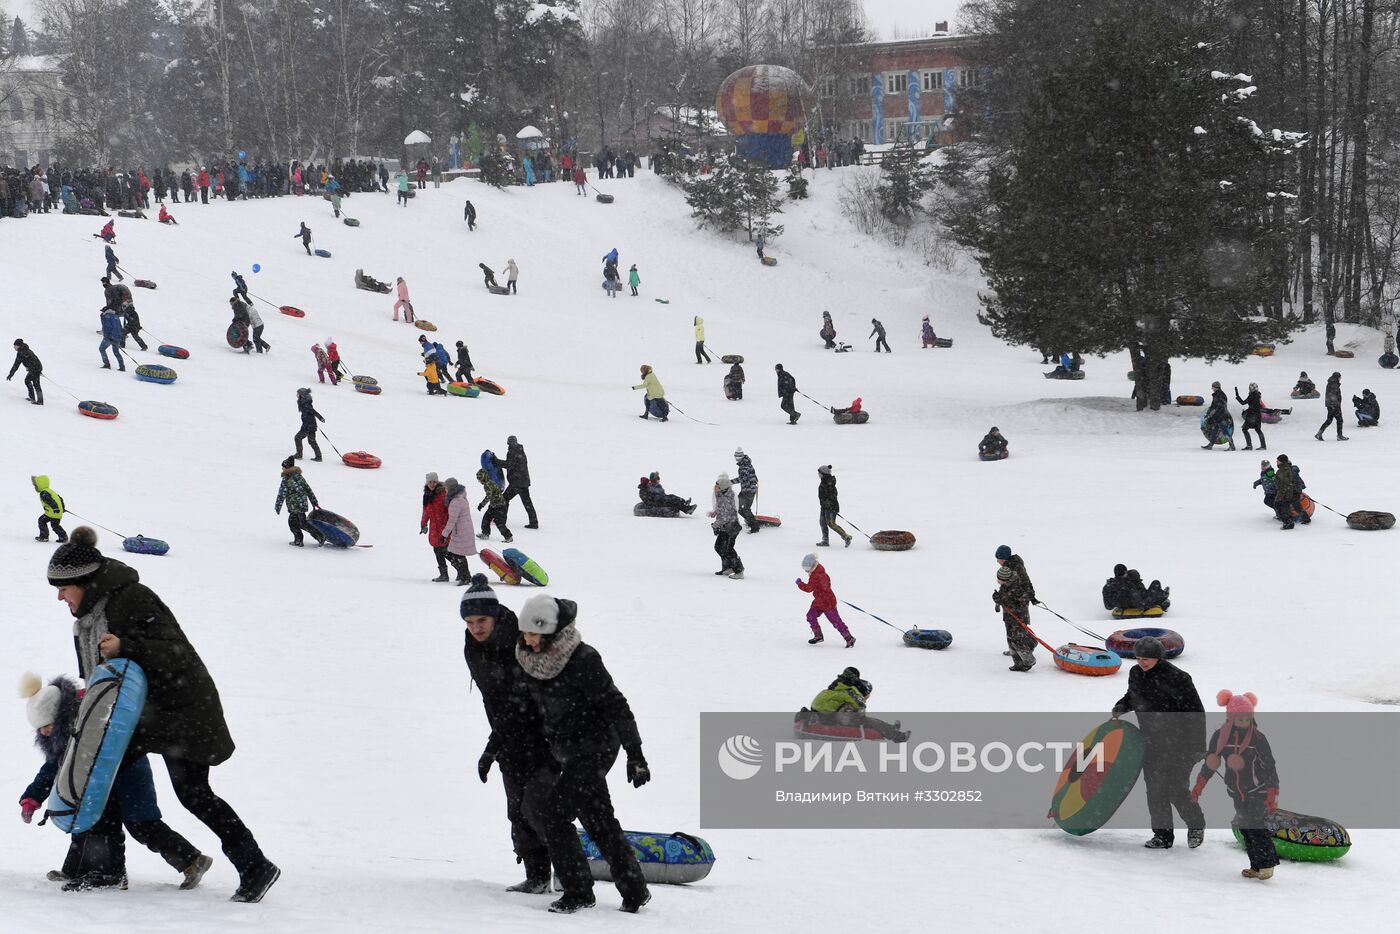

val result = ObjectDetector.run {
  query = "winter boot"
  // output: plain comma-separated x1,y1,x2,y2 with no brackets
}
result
289,539,304,546
844,635,856,648
432,572,450,582
525,522,540,529
816,539,830,547
727,570,744,580
714,569,728,575
181,854,214,890
1314,431,1324,441
1188,829,1204,849
620,890,652,914
46,870,70,883
842,534,852,548
62,872,128,892
1338,434,1349,440
35,535,48,542
1281,520,1294,530
549,892,597,914
1144,833,1173,849
506,878,551,894
230,858,281,904
808,636,825,645
1241,867,1273,879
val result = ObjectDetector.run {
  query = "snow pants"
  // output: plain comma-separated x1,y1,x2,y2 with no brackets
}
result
695,341,711,363
22,370,41,402
737,489,758,531
38,515,67,541
481,505,511,539
288,511,324,545
294,425,322,459
780,392,799,422
251,325,270,353
433,544,466,578
1318,404,1345,437
540,749,648,903
394,299,414,322
714,528,743,573
317,363,338,384
454,362,472,383
806,606,851,641
874,335,891,353
819,509,848,544
1001,607,1037,668
1234,796,1280,870
502,758,557,884
1143,747,1205,843
124,322,148,351
78,756,210,879
504,484,538,526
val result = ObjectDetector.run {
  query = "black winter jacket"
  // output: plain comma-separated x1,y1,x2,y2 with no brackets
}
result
464,608,550,772
298,396,323,430
504,440,531,487
1112,660,1205,761
1235,388,1262,428
8,342,41,377
777,369,796,396
818,473,839,512
1199,723,1279,801
519,633,642,763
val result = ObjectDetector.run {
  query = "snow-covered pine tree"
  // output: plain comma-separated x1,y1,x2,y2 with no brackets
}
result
876,138,931,223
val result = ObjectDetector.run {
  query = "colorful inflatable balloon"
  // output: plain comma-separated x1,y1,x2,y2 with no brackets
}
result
252,263,261,273
716,65,812,167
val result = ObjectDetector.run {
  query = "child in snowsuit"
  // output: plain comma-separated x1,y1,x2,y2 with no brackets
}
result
104,244,122,280
18,672,212,891
31,475,67,543
869,318,891,353
274,457,325,546
628,264,640,296
1190,690,1280,880
479,263,498,289
994,545,1038,671
98,220,115,242
921,317,936,348
394,277,415,322
1292,372,1316,396
797,554,854,647
476,468,513,542
294,387,324,460
1253,461,1277,511
9,338,43,405
820,312,836,349
804,668,907,742
158,203,177,224
419,357,446,395
724,362,745,400
979,427,1008,459
294,222,312,255
325,341,343,379
312,344,338,384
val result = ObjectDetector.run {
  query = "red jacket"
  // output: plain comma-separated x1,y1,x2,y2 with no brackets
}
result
573,167,587,184
421,484,448,547
197,170,210,187
561,154,574,171
138,171,150,191
797,564,836,611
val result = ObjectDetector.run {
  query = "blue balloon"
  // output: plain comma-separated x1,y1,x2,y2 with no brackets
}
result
238,150,247,159
252,263,261,273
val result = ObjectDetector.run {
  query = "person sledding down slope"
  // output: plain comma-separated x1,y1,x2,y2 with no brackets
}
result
638,473,696,513
1102,565,1171,614
796,668,908,742
978,427,1008,459
1201,382,1236,451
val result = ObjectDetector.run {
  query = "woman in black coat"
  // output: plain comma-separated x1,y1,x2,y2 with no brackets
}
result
515,595,651,914
1234,382,1265,450
47,527,280,902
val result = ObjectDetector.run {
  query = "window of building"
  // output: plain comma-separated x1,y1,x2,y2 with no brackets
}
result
885,72,907,94
851,76,867,96
34,98,46,121
959,68,981,88
9,97,24,121
922,70,944,92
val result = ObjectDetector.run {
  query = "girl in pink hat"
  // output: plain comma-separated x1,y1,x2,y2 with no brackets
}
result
1190,690,1281,879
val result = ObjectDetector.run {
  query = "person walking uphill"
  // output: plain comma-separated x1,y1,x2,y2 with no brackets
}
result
461,577,561,894
500,436,539,529
797,554,854,647
422,473,454,582
476,468,513,543
1316,372,1348,441
994,544,1038,671
734,448,759,533
47,528,281,902
274,457,325,546
293,387,324,461
710,474,744,579
870,318,891,353
628,264,640,296
8,338,43,404
1190,690,1281,880
514,595,653,914
1235,383,1265,451
32,475,67,542
633,365,667,421
98,307,126,371
816,465,852,547
776,364,800,424
694,317,711,364
1111,636,1206,849
104,244,122,281
442,478,477,583
394,277,415,323
294,221,312,256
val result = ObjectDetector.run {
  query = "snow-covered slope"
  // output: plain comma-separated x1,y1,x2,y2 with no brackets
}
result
1,170,1395,931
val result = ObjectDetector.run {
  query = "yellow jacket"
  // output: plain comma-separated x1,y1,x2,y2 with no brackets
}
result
419,361,440,384
632,370,664,399
694,317,705,341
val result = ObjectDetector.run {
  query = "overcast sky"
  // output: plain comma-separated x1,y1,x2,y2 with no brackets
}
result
863,0,967,39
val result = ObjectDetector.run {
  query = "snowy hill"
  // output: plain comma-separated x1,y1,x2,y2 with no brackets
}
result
1,170,1396,931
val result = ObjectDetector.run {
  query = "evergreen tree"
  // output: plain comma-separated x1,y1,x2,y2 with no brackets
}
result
683,154,783,240
944,4,1301,410
876,138,931,223
10,15,30,56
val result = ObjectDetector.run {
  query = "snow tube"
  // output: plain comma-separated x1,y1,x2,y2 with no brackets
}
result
1346,510,1395,531
472,377,505,396
754,514,782,527
133,279,157,290
760,256,777,266
1291,389,1320,399
121,535,169,556
480,548,521,585
1232,809,1351,862
1049,719,1144,836
792,710,894,742
634,503,681,518
227,322,248,348
351,375,378,387
314,248,332,258
487,285,511,295
902,628,953,650
1200,414,1234,444
158,345,189,360
1044,369,1086,380
1053,644,1122,677
480,451,504,488
117,210,144,219
1380,353,1398,369
307,508,360,547
1330,349,1355,358
78,401,118,420
932,337,954,348
870,530,916,551
279,305,306,318
577,829,715,885
833,411,870,425
1111,606,1167,620
595,193,615,204
134,364,177,384
646,397,670,419
502,547,549,586
1105,628,1184,659
1260,409,1283,424
343,217,360,227
415,320,437,332
1251,344,1276,356
355,383,382,396
979,450,1009,461
1298,493,1317,518
45,659,147,834
721,354,745,365
1176,395,1204,406
342,451,382,469
446,381,480,397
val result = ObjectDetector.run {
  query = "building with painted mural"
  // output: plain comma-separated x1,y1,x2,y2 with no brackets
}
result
809,25,986,148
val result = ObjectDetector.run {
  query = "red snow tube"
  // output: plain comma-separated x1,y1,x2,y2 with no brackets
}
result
472,377,506,396
870,530,915,551
78,401,119,420
280,305,306,318
342,451,382,469
793,716,892,742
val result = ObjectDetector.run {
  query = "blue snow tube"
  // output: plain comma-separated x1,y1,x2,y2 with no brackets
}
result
480,450,503,487
308,508,360,547
45,660,147,834
122,535,170,556
902,628,953,650
577,829,716,885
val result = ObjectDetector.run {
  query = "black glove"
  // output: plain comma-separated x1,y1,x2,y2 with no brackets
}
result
478,750,495,783
420,526,428,535
625,746,650,788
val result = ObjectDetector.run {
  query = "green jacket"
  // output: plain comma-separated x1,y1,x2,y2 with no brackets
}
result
476,468,505,508
811,682,866,714
628,268,640,287
32,475,63,519
694,317,705,341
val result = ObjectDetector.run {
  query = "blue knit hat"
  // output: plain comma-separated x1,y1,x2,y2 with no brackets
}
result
995,545,1012,560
